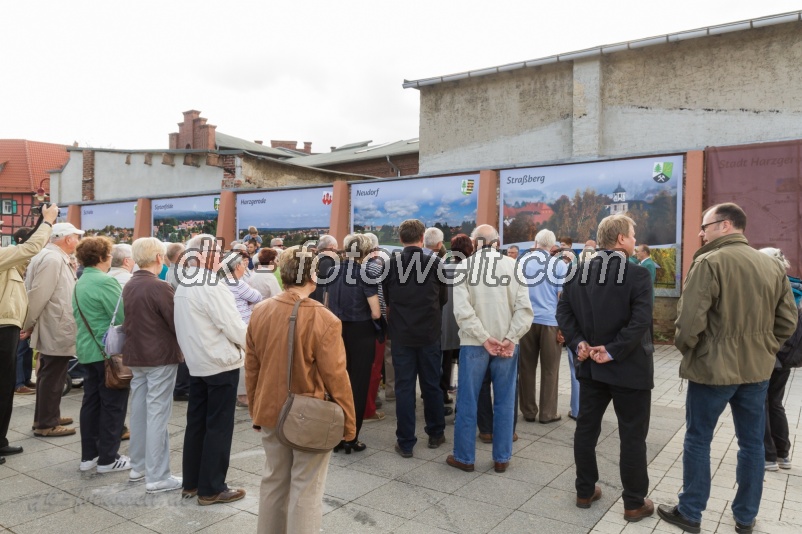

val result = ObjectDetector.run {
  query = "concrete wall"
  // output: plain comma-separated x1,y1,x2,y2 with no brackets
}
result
53,151,223,204
417,21,802,173
419,62,574,173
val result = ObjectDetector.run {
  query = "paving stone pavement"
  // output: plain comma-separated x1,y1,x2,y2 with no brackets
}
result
1,344,800,533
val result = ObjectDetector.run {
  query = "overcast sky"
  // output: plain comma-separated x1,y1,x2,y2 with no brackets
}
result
2,1,799,152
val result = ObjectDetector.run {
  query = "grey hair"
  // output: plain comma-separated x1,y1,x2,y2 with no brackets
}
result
424,227,444,248
165,243,185,263
363,232,379,249
186,233,217,251
317,234,338,250
534,229,556,249
111,244,133,267
759,247,790,270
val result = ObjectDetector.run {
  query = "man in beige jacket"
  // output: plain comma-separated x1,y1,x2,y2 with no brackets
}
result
0,204,59,461
447,225,534,474
24,222,84,437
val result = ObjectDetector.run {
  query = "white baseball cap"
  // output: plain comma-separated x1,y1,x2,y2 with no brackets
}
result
51,223,85,238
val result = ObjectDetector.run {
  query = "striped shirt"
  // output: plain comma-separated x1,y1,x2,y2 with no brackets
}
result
227,278,263,324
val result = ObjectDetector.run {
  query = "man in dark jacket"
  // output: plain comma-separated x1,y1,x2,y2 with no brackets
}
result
557,214,655,523
384,219,448,457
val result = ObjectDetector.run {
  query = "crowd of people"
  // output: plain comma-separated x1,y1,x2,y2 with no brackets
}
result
0,201,799,533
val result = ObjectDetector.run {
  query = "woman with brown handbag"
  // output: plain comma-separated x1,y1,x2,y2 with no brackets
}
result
72,236,130,474
245,245,356,533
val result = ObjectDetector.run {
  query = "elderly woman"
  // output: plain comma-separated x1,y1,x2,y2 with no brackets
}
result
245,245,355,533
759,247,802,471
441,234,473,406
323,234,381,453
248,247,282,299
122,237,184,492
223,249,263,408
72,236,130,473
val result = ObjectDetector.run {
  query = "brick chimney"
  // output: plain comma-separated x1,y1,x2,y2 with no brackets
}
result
270,140,300,151
169,110,215,150
303,142,312,154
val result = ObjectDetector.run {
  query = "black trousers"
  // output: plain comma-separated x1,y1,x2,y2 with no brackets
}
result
183,368,238,497
80,361,129,464
342,320,377,438
174,362,190,396
0,326,20,449
764,367,791,462
574,378,651,510
34,354,71,429
440,349,458,401
477,368,519,435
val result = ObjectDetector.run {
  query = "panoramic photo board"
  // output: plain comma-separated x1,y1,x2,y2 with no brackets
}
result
351,174,480,248
500,155,684,295
81,201,137,244
237,187,333,248
151,194,219,243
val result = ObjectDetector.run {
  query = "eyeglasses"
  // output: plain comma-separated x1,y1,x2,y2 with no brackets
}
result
700,219,727,232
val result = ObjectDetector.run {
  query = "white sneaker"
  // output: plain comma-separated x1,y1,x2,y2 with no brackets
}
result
79,457,99,472
779,457,792,470
97,455,132,473
765,460,779,471
146,476,183,494
129,469,145,482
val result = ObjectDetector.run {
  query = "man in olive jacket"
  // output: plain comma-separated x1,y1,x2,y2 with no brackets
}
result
0,205,59,461
659,203,798,534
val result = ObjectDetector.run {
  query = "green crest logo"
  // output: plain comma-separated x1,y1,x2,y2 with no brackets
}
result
461,179,475,196
214,198,220,211
653,162,673,183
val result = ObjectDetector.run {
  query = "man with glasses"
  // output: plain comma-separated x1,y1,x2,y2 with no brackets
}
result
660,203,797,534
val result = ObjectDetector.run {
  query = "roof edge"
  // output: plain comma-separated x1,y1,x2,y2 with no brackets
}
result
402,11,802,89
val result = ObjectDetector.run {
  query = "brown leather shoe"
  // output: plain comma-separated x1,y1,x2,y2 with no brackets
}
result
33,425,76,437
446,454,475,472
478,433,493,443
32,416,73,430
624,498,654,522
182,488,198,499
576,485,602,508
14,386,35,395
494,461,509,473
198,488,246,506
513,432,518,442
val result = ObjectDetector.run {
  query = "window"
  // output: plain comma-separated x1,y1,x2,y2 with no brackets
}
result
1,235,11,247
1,199,18,215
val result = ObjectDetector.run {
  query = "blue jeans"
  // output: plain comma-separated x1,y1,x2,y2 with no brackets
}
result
679,380,768,525
566,347,579,417
454,345,518,464
392,343,445,452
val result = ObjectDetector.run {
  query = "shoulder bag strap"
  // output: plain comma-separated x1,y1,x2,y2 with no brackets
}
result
74,286,109,360
109,292,123,328
285,298,304,394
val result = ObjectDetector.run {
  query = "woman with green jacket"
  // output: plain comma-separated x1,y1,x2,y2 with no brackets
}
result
72,236,129,474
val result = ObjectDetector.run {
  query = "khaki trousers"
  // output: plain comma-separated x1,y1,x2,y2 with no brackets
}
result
258,427,331,534
518,324,562,422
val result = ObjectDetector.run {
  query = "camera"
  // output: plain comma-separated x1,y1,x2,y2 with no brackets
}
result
30,202,60,218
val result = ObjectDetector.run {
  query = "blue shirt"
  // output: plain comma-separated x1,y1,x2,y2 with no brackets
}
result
521,249,568,326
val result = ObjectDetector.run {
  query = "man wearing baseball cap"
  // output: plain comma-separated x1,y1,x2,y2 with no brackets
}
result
24,221,85,437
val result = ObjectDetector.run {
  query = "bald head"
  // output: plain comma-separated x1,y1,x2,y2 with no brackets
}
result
471,224,499,248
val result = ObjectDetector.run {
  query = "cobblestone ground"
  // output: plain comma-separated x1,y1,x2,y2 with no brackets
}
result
1,345,800,533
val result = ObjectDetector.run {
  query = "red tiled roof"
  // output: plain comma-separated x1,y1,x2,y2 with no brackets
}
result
0,139,69,194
